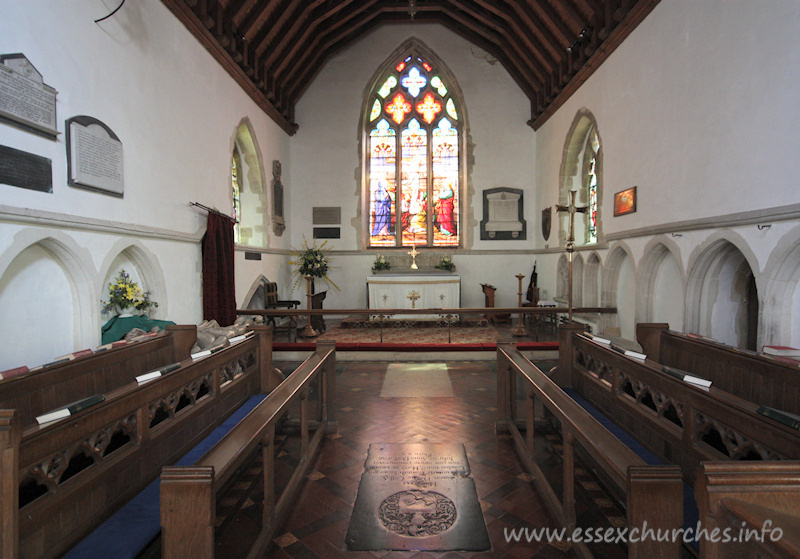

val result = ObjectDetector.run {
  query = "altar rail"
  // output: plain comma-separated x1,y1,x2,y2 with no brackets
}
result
496,343,683,559
637,323,800,415
0,326,273,559
562,329,800,483
161,342,336,559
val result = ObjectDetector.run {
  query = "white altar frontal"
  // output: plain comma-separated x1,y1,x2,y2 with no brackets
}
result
367,274,461,312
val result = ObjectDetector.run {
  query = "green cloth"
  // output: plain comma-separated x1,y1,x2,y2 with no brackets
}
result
101,315,176,344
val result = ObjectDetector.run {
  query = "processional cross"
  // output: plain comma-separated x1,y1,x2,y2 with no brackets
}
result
555,190,589,323
407,245,420,270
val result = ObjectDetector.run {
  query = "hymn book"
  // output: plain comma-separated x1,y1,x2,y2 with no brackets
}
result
610,344,647,361
229,331,255,344
191,343,227,361
757,406,800,431
661,366,712,388
136,362,181,383
36,393,105,424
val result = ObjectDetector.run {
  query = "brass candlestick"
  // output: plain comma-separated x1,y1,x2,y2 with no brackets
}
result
512,273,527,336
300,275,318,338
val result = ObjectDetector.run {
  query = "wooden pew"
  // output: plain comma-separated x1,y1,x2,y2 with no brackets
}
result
561,329,800,484
695,462,800,558
161,341,336,559
637,323,800,415
0,325,196,427
0,325,274,559
497,343,683,559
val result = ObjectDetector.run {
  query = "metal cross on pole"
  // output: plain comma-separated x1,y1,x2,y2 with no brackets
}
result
555,190,589,323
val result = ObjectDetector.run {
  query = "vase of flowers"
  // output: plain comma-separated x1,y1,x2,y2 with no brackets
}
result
289,238,339,291
435,255,455,272
372,254,390,273
101,270,158,317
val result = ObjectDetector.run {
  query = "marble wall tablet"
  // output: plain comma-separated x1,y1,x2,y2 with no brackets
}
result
0,54,58,139
66,115,124,197
480,187,527,240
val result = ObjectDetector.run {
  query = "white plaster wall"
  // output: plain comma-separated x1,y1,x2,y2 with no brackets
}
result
289,24,536,309
0,0,291,368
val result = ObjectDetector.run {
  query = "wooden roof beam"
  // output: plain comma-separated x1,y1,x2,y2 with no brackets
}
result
522,0,574,48
262,0,332,77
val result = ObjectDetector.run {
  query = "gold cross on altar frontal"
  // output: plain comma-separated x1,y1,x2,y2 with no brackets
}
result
407,290,421,308
556,190,589,247
407,245,420,269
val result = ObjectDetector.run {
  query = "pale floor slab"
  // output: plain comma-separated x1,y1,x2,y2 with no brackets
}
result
380,362,454,397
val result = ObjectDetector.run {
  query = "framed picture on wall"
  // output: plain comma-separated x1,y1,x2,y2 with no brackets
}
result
613,186,637,216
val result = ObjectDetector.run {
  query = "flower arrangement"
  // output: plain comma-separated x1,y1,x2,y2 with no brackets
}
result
372,253,391,272
101,270,158,316
289,238,339,291
435,255,456,272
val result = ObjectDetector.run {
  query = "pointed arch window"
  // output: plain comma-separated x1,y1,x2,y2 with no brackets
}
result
231,146,242,243
364,48,464,248
559,110,601,246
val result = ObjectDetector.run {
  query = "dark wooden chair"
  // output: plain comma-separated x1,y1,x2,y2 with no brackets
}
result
310,290,327,333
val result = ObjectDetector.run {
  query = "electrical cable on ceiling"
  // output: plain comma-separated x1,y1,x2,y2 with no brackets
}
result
95,0,126,23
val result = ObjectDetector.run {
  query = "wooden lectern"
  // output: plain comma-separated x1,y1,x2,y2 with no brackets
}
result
481,283,511,323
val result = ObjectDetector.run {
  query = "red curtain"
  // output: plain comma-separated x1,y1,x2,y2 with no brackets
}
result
202,212,236,325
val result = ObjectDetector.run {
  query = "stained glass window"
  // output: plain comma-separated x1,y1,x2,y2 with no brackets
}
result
365,50,463,248
588,157,598,244
231,147,241,243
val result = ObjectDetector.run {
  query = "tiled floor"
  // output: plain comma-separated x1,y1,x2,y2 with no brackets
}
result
211,360,630,559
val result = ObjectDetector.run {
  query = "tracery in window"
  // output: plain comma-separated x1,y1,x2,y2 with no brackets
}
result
364,44,464,248
559,110,602,246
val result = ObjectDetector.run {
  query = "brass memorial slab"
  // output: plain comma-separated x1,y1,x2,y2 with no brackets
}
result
346,443,490,551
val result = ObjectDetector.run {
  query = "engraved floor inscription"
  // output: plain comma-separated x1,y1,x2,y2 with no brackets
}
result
345,443,490,551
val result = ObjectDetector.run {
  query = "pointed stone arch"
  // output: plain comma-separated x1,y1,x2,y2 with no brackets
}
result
0,230,97,368
573,253,584,307
685,234,761,349
556,254,568,300
99,241,168,319
231,117,269,248
757,225,800,347
558,109,602,246
584,252,602,307
602,243,636,339
636,236,685,329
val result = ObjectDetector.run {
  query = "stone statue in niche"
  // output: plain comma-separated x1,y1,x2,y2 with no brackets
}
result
271,160,285,236
480,187,526,240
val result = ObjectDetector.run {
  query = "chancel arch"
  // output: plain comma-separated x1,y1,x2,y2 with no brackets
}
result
231,118,269,248
760,225,800,348
558,109,602,246
602,243,636,340
361,38,467,249
99,242,167,320
686,235,760,350
0,233,97,369
636,238,685,330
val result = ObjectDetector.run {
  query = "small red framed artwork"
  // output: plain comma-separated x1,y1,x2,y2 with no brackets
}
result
613,186,637,216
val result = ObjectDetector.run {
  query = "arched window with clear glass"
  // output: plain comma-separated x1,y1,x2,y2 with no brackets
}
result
363,42,465,248
559,110,602,246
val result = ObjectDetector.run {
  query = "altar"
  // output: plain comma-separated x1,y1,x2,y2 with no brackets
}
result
367,274,461,311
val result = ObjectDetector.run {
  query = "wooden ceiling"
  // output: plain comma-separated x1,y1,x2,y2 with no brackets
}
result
161,0,660,135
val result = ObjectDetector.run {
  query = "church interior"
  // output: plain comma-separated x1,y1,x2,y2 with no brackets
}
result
2,1,800,558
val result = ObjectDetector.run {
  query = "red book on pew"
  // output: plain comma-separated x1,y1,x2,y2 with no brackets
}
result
762,345,800,357
0,366,30,380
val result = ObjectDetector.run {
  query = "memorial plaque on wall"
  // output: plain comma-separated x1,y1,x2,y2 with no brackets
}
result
0,145,52,193
0,54,59,139
313,206,341,224
313,227,340,239
480,187,527,240
66,115,124,197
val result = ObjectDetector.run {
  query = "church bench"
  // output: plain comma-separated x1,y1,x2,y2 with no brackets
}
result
0,325,275,559
496,343,684,559
637,323,800,415
694,462,800,559
0,324,196,427
161,341,336,559
560,329,800,483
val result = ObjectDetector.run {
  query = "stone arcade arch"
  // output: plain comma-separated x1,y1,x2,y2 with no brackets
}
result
99,242,168,320
584,252,602,307
636,237,685,330
558,109,602,246
602,244,636,340
0,233,97,369
231,118,269,248
760,225,800,347
686,236,760,350
573,253,584,307
556,254,568,300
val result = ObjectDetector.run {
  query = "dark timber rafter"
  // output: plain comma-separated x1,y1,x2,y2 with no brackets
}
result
162,0,660,134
